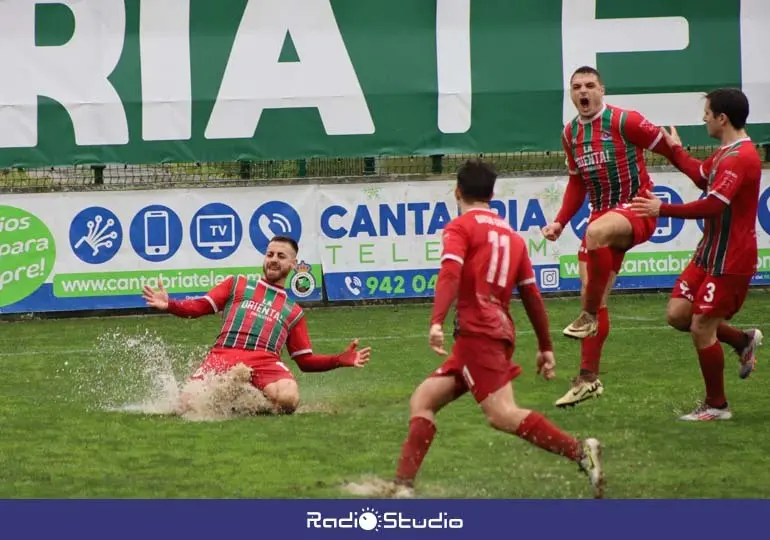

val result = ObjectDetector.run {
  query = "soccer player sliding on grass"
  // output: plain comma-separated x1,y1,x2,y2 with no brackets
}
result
142,236,371,415
630,88,763,421
390,159,605,499
541,65,679,408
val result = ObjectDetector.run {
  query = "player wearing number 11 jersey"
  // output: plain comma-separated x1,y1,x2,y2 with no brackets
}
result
389,159,604,498
142,236,371,415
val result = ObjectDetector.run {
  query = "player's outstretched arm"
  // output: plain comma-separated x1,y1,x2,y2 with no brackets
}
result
630,189,727,220
632,153,743,219
143,275,233,318
288,317,371,372
659,127,710,190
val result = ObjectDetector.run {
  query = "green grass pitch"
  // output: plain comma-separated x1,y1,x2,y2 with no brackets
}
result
1,291,769,498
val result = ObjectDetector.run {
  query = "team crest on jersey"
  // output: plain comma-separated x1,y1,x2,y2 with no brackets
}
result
600,130,612,141
290,261,316,298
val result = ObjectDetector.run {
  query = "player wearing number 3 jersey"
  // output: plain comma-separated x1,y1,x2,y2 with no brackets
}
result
630,88,763,422
142,236,371,415
388,159,604,499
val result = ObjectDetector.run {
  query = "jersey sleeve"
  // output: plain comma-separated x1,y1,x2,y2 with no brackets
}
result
622,111,672,158
204,275,235,312
286,310,313,358
166,275,233,318
440,220,470,266
708,154,745,204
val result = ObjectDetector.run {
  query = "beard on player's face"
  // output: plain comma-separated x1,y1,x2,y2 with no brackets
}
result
262,261,292,284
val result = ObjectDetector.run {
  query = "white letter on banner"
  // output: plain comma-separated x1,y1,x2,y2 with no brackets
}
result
205,0,374,139
740,0,770,124
140,0,192,141
437,0,472,133
561,0,703,127
0,0,127,148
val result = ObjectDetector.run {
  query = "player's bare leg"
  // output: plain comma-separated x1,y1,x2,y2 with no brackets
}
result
667,298,762,379
555,261,614,407
481,383,604,498
680,314,733,421
564,212,632,340
263,379,300,415
392,376,461,496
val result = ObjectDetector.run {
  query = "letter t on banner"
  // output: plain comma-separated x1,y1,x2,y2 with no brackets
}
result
561,0,702,127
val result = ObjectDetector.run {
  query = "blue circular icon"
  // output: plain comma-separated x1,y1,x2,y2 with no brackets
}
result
69,207,122,264
129,205,183,262
190,203,242,260
249,201,302,254
759,187,770,236
647,186,685,243
569,200,591,239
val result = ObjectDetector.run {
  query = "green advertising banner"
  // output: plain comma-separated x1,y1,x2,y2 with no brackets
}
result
1,0,768,168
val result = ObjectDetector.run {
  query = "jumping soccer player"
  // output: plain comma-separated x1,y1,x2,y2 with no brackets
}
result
630,88,763,421
142,236,371,415
391,159,604,499
541,65,677,407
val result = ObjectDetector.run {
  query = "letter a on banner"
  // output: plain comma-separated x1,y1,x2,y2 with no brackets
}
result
205,0,374,139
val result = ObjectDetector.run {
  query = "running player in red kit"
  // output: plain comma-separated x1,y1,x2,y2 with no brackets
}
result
630,88,763,421
390,159,604,499
541,65,678,407
142,236,371,415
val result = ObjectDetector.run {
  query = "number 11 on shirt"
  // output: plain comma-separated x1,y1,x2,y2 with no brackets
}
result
487,230,511,287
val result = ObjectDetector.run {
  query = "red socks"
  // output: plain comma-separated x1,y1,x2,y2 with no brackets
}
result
584,247,613,314
717,324,749,355
514,412,582,461
697,342,727,408
395,416,437,484
580,307,610,375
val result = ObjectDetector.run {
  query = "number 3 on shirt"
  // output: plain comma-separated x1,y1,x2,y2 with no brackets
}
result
487,230,511,287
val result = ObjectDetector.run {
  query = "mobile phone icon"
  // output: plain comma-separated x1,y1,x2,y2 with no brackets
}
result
654,192,672,237
145,210,170,256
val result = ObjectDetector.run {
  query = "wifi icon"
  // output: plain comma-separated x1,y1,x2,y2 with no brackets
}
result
249,201,303,255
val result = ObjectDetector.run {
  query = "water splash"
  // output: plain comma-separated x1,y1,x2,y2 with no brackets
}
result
67,328,271,421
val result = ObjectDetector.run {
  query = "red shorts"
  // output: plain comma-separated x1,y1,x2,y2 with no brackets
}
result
190,348,295,390
430,335,521,403
671,261,751,320
578,206,657,273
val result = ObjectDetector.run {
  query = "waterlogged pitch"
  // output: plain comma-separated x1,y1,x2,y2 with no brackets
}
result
1,292,769,498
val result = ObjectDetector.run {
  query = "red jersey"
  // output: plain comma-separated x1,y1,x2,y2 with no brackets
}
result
692,138,761,276
201,275,313,359
563,104,667,213
440,208,536,343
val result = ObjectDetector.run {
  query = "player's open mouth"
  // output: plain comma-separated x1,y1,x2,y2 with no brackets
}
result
580,97,590,107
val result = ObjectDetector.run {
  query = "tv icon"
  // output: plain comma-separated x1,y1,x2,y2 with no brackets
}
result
196,214,235,253
190,203,243,260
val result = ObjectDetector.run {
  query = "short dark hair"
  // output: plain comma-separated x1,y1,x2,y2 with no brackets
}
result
456,159,497,203
571,66,602,84
269,235,299,254
706,88,749,129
